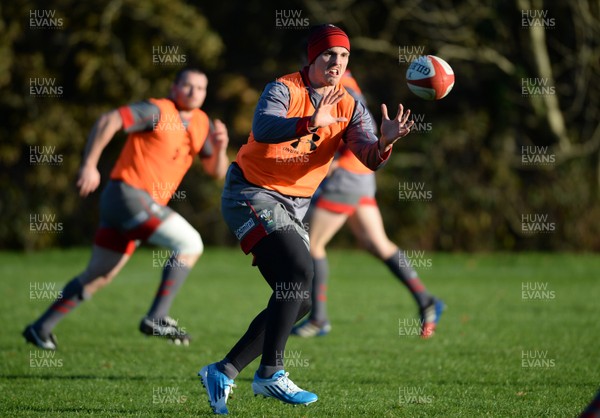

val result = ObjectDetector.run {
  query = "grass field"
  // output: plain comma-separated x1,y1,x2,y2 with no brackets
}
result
0,248,598,417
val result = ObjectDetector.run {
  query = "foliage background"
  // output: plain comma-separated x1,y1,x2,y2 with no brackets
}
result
1,0,598,251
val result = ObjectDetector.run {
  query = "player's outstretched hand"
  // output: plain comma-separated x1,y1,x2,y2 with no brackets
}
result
211,119,229,153
309,87,348,130
76,164,101,197
379,104,414,153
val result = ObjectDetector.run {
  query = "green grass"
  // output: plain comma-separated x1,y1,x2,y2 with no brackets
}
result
0,248,598,417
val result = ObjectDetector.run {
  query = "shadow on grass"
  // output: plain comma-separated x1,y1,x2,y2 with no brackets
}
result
13,406,139,415
2,374,194,381
2,405,214,418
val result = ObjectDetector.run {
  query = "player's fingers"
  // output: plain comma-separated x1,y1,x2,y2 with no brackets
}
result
402,109,411,125
76,174,87,193
321,86,335,102
395,104,405,121
335,117,348,123
79,183,89,197
323,87,343,102
80,176,99,197
381,104,389,120
333,89,346,103
329,93,345,106
213,119,227,132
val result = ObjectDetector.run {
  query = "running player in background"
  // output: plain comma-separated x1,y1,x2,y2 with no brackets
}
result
292,71,445,338
198,24,415,414
23,68,229,350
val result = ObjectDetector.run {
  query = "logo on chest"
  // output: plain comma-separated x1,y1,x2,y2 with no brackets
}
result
287,133,321,154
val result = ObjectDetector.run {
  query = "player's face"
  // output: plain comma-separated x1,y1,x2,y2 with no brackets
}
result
310,47,349,88
171,71,208,110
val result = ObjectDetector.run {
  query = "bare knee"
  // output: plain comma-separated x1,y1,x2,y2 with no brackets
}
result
358,237,397,260
356,235,378,256
310,242,327,259
80,271,118,295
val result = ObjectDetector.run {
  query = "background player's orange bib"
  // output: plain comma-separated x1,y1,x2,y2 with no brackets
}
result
111,98,209,205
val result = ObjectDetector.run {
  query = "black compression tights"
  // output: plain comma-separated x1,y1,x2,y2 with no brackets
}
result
225,230,314,372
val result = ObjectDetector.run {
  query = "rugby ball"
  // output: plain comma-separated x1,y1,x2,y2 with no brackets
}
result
406,55,455,100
